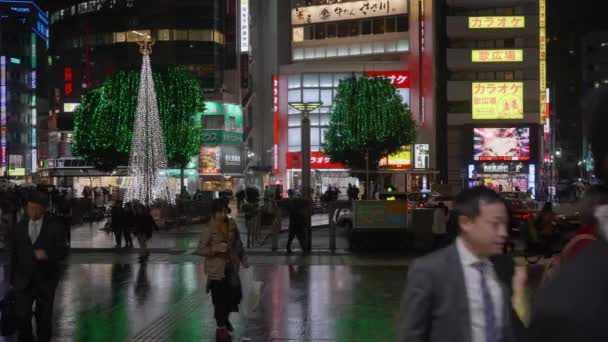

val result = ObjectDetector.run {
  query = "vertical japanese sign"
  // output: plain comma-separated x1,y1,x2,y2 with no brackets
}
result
539,0,547,124
273,75,279,174
240,0,249,53
64,67,73,97
472,82,524,120
0,56,6,170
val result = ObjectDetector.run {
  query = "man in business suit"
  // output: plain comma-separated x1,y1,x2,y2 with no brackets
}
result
7,192,67,342
398,186,526,342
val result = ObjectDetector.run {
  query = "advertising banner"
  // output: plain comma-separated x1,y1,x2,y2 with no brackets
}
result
472,82,524,120
471,50,523,63
199,146,222,174
222,145,242,175
292,0,408,25
365,71,411,88
386,145,412,169
286,151,346,169
468,16,525,29
414,144,430,169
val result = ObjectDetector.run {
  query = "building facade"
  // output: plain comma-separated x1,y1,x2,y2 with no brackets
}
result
440,0,547,197
248,0,438,195
42,0,246,193
0,0,49,181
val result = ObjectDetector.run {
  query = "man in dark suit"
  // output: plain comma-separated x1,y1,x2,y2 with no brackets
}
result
527,87,608,342
7,192,67,342
398,186,526,342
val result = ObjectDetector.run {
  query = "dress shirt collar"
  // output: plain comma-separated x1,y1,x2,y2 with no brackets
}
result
456,237,491,267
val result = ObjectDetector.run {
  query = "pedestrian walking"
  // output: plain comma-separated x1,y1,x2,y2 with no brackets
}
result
7,192,67,342
197,199,249,341
110,200,126,248
134,203,156,262
123,202,135,248
398,186,527,342
286,198,306,254
528,88,608,342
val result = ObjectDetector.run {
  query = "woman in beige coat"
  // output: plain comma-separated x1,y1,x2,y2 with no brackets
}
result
197,199,248,341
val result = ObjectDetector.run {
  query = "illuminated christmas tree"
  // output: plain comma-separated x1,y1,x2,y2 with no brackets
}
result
124,37,174,206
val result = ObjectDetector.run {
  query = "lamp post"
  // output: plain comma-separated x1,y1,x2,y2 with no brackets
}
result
288,101,322,252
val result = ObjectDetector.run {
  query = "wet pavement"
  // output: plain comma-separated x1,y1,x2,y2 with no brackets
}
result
0,257,408,341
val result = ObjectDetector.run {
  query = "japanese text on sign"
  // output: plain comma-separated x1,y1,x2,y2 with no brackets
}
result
292,0,408,25
365,71,410,88
286,151,346,169
472,50,523,63
472,82,524,120
468,16,525,29
240,0,249,52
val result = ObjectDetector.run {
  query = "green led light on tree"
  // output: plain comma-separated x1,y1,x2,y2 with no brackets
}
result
323,76,416,171
73,66,205,172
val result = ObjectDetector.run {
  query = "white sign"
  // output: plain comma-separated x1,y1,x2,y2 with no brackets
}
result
63,103,80,112
414,144,429,169
240,0,249,52
292,0,408,26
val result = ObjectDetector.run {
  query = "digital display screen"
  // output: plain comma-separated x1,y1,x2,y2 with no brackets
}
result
473,127,530,161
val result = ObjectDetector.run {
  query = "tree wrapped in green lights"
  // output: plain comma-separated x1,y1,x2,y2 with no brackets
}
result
324,76,416,171
73,66,205,179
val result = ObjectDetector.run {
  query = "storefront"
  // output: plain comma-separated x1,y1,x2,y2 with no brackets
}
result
467,127,537,195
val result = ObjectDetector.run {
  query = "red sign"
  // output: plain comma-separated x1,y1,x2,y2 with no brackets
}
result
273,75,279,173
365,71,410,88
286,152,346,170
64,67,73,96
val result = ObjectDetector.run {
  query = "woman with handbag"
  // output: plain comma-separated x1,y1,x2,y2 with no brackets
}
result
198,199,249,341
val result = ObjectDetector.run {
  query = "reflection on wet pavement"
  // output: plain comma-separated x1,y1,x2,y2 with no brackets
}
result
0,262,407,341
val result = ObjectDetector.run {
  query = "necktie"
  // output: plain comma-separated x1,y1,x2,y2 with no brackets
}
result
474,262,498,342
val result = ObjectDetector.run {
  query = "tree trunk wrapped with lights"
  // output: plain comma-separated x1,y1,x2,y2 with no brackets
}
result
124,37,173,206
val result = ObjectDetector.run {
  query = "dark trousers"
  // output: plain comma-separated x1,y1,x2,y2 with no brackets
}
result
62,217,71,246
287,223,305,251
14,282,57,342
124,228,133,247
209,274,241,328
113,226,123,247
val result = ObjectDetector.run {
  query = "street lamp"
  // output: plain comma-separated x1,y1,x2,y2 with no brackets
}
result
288,101,322,252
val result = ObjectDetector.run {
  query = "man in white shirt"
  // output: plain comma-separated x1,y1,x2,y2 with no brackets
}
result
398,186,526,342
7,192,67,342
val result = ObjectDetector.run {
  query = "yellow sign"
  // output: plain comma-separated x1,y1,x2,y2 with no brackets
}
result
472,82,524,120
8,168,26,176
387,145,412,169
472,49,523,62
468,16,525,29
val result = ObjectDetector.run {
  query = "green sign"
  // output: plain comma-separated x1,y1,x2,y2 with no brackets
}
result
202,101,244,133
159,169,198,177
202,131,243,145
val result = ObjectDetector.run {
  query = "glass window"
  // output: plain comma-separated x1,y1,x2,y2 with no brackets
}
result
303,74,319,87
303,26,313,40
288,128,301,146
338,45,349,56
289,115,301,127
304,48,316,59
326,46,338,57
361,42,373,54
362,20,372,35
504,38,515,48
505,71,514,81
320,114,331,126
337,22,349,37
293,48,304,60
288,89,302,102
350,43,361,55
303,89,319,102
202,30,214,42
373,41,385,54
176,30,188,40
373,19,385,34
327,23,337,38
315,47,326,58
397,16,408,32
311,128,321,146
386,17,396,33
349,21,360,36
189,30,203,41
114,32,126,43
320,74,333,87
320,89,333,106
315,23,326,40
385,40,397,52
334,73,351,87
289,75,302,89
397,39,409,51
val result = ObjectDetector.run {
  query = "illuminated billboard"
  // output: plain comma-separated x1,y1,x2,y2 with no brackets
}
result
468,16,525,29
292,0,408,25
199,146,222,174
472,50,523,63
472,82,524,120
385,145,412,169
473,128,530,161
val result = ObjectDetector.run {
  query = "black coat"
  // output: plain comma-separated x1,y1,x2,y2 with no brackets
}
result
528,240,608,342
7,216,67,291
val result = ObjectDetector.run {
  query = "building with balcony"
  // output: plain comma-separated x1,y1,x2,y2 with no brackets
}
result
248,0,438,195
0,0,49,181
440,0,547,196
